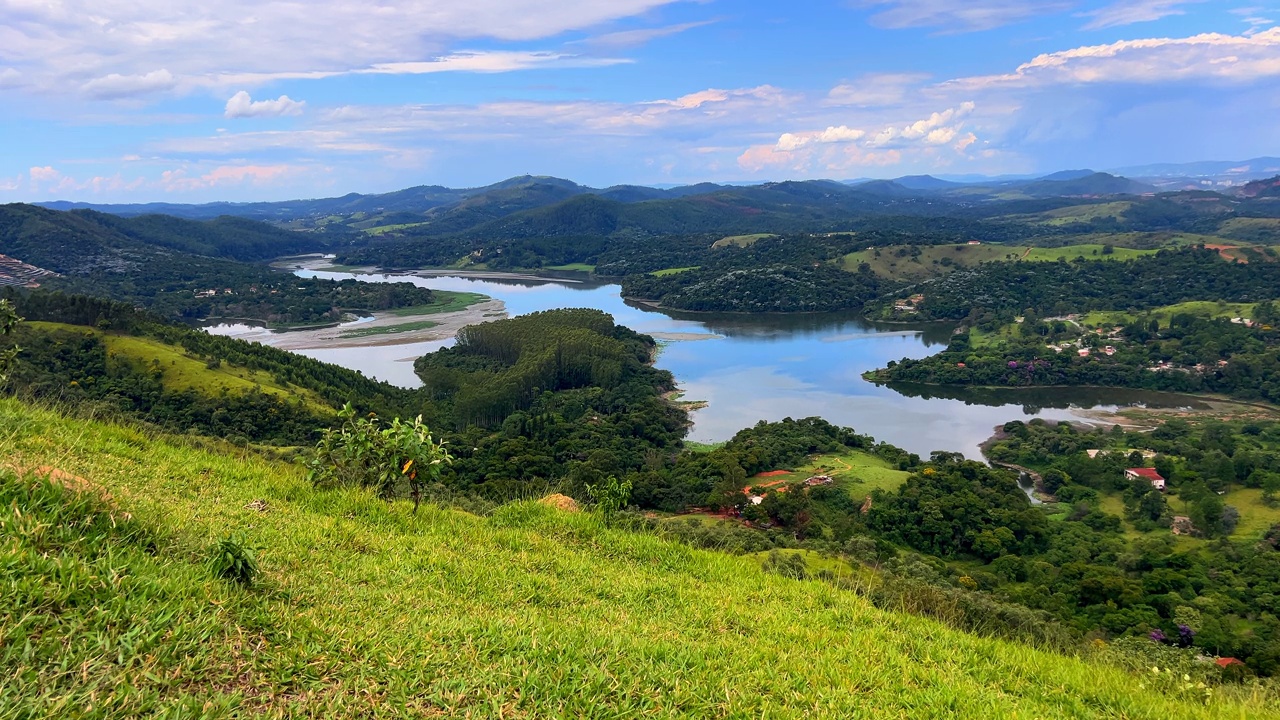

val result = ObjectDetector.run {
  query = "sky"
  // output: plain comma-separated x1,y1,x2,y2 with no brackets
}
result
1,0,1279,203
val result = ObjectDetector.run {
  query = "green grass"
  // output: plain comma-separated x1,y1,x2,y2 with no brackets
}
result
1221,488,1280,541
1219,218,1280,244
969,323,1020,349
543,263,596,272
748,548,859,577
363,222,431,236
2,399,1277,717
1021,245,1153,261
712,233,776,249
384,290,489,317
1081,301,1258,329
650,266,700,277
1001,202,1135,226
842,243,1156,282
28,322,331,414
337,319,440,339
748,451,911,498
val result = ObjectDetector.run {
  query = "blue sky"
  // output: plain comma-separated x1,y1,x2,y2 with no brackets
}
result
1,0,1278,202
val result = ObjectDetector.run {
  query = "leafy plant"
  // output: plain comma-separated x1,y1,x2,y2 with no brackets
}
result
206,534,258,586
585,474,632,525
305,403,451,512
0,299,21,382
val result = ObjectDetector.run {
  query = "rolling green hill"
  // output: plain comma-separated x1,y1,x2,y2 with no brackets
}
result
26,321,332,413
2,397,1273,718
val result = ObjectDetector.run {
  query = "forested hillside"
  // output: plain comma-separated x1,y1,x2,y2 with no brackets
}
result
0,204,434,325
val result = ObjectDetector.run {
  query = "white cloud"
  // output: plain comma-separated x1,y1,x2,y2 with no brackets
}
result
0,1,682,98
578,20,716,48
865,102,976,146
358,51,630,77
744,102,980,174
776,126,867,151
1081,0,1205,30
1232,6,1277,33
224,91,306,119
160,164,305,192
81,69,177,99
856,0,1072,32
0,68,21,88
946,28,1280,88
826,73,931,107
29,166,61,183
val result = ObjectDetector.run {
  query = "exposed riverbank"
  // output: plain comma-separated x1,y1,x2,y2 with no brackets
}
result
256,298,507,350
243,256,509,349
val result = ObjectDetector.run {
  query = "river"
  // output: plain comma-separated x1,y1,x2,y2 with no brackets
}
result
207,269,1207,458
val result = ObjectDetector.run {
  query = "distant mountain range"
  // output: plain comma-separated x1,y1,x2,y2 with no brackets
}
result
34,170,1158,231
30,160,1280,242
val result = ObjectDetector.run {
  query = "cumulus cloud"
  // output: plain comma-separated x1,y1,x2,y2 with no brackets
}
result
22,166,145,196
743,102,980,174
776,126,867,151
1081,0,1205,30
224,91,307,119
0,1,681,97
866,102,976,146
29,166,62,183
856,0,1072,32
947,28,1280,88
80,69,178,99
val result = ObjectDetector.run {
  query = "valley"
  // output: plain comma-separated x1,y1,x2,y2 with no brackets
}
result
7,168,1280,710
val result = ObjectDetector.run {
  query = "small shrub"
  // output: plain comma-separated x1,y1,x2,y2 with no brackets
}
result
305,403,451,512
763,550,809,580
206,534,258,586
585,475,632,526
0,299,21,382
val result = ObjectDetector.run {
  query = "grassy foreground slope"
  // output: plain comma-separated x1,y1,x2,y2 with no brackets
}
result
1,399,1272,719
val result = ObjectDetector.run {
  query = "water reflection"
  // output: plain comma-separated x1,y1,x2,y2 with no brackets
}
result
207,270,1160,457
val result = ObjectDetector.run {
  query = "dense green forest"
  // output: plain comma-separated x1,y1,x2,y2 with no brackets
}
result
0,204,434,325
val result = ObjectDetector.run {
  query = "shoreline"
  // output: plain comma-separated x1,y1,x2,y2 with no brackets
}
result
226,256,511,350
225,298,508,351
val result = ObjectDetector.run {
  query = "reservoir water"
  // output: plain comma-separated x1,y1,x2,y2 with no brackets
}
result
208,269,1205,458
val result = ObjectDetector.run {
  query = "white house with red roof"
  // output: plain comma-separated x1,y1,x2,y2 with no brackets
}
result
1125,467,1166,491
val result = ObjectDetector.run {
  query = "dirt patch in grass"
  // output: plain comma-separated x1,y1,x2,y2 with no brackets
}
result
538,494,580,513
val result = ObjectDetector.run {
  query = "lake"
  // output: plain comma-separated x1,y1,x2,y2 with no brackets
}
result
207,269,1205,458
